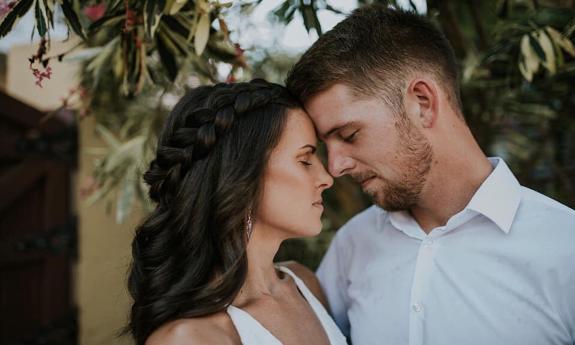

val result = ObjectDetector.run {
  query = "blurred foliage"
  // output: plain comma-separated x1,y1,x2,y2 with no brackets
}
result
437,0,575,208
2,0,574,269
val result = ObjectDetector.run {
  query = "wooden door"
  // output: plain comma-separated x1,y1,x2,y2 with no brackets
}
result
0,91,77,345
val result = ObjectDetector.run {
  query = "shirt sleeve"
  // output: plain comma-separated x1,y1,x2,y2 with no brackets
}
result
559,249,575,343
316,230,351,338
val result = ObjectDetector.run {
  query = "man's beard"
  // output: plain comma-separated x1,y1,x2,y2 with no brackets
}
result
365,114,433,211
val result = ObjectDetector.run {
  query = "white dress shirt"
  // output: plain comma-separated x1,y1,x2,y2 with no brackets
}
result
317,158,575,345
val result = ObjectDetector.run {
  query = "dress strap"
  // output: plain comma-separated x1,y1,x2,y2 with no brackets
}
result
276,265,348,345
226,305,283,345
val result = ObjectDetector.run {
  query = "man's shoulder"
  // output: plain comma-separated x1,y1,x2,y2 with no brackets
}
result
511,187,575,259
518,187,575,227
335,205,385,240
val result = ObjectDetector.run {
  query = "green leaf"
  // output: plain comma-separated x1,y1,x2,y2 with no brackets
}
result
61,0,86,39
528,33,546,62
272,1,298,24
325,4,344,15
44,0,55,12
162,14,191,40
42,0,54,28
87,13,124,35
108,0,125,13
85,179,115,206
95,124,121,149
196,0,209,13
86,37,120,88
217,1,233,9
194,12,211,56
0,0,35,38
159,22,188,55
144,0,165,39
537,29,556,74
301,4,322,35
116,172,136,223
157,34,179,81
35,0,48,37
103,136,146,174
167,0,187,15
519,34,540,81
112,46,124,78
546,26,575,57
496,0,509,18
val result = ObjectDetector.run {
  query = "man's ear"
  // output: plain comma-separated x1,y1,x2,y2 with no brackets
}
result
406,78,438,128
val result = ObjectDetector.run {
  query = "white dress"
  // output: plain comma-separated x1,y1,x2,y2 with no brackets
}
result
226,265,348,345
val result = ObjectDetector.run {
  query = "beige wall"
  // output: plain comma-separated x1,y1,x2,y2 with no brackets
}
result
5,40,137,345
77,115,140,345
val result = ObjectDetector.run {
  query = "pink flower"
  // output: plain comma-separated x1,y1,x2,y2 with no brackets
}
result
0,0,16,19
30,65,53,88
83,3,106,22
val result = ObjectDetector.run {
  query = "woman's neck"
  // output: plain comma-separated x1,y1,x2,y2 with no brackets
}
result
233,223,288,305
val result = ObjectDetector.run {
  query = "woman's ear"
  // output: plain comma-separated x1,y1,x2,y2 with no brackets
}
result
406,78,438,128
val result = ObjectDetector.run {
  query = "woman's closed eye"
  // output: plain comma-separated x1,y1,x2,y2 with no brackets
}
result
300,151,323,167
298,145,317,167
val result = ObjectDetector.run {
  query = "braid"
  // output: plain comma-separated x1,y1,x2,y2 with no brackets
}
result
127,79,300,345
144,79,294,205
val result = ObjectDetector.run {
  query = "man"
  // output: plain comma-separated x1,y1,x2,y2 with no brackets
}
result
286,5,575,345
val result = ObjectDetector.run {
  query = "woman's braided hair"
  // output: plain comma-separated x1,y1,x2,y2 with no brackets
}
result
126,79,300,345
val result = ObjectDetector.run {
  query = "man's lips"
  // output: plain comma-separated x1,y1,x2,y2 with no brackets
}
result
312,200,324,208
360,176,376,188
351,172,378,188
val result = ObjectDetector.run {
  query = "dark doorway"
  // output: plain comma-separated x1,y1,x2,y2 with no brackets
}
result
0,91,77,345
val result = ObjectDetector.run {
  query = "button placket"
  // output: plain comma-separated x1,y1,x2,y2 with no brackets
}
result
408,237,439,345
412,303,423,312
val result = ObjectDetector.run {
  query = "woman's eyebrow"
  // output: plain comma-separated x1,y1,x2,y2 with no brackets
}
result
299,144,317,154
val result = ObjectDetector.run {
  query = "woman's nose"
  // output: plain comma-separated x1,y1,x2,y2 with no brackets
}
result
318,166,334,191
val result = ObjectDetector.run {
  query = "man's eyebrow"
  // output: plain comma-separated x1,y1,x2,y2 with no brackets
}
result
323,121,356,139
299,144,317,154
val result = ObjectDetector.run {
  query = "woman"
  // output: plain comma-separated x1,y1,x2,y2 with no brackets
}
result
126,79,347,345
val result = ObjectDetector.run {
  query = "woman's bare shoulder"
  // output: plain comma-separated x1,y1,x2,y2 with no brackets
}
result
146,312,239,345
277,260,328,309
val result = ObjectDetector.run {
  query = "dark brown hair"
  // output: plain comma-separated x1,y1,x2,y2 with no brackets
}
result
125,79,299,345
286,5,462,114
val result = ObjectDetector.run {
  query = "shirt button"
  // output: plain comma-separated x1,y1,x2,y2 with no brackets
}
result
423,239,434,247
412,303,423,312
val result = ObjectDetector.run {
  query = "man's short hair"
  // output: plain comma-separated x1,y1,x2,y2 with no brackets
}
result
286,5,462,114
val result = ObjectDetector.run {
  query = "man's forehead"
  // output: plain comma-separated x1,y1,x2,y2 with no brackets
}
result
305,85,354,122
304,85,372,137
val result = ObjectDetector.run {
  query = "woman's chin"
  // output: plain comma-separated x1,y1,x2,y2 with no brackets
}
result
286,223,323,239
302,223,324,237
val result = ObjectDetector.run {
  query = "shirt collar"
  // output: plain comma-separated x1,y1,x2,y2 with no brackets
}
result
386,157,522,237
466,157,522,234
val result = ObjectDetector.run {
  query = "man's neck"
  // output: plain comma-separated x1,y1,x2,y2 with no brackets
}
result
410,155,493,233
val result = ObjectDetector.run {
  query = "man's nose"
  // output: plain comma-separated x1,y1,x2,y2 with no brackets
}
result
328,149,354,177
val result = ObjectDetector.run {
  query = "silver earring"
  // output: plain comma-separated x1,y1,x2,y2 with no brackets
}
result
245,208,254,240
